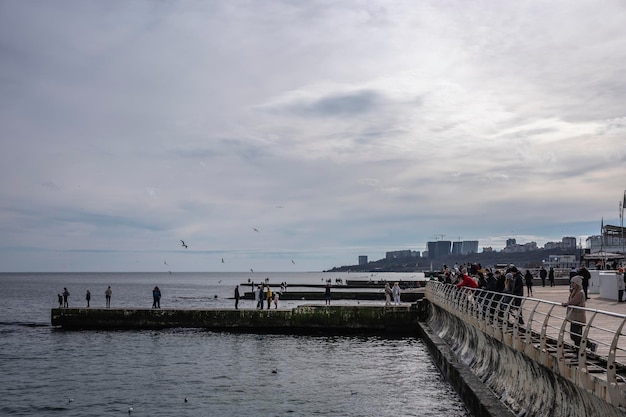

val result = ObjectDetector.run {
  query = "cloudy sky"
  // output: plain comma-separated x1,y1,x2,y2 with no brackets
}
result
1,1,625,272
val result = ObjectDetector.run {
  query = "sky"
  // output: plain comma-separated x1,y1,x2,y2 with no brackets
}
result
1,0,625,273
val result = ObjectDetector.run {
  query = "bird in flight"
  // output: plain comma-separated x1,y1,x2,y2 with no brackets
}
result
164,260,168,265
250,268,254,273
180,240,188,249
291,259,295,264
221,258,224,263
253,228,259,232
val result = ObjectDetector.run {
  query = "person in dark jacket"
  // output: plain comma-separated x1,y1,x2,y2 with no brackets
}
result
511,268,525,325
548,267,555,287
62,288,70,308
539,266,547,287
524,270,534,297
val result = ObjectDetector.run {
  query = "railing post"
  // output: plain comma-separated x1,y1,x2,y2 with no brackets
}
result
607,317,626,408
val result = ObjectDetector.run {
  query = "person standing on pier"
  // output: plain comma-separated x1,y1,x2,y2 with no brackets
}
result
234,285,240,309
325,283,331,305
152,286,161,309
579,266,591,299
510,267,525,325
561,276,586,355
273,291,279,309
266,286,273,309
548,267,555,287
62,288,70,308
384,283,392,306
524,270,534,297
255,285,262,309
539,266,547,287
392,282,401,305
262,285,268,309
105,286,112,308
85,290,91,308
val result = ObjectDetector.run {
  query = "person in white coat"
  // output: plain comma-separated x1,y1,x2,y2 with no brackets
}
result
392,282,401,305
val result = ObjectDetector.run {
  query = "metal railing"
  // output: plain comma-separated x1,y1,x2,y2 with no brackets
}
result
425,281,626,407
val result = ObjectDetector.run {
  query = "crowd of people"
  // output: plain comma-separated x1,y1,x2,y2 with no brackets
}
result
252,283,280,309
439,262,626,353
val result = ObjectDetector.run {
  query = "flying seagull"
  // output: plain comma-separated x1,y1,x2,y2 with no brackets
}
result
291,259,295,264
180,240,188,249
250,268,254,273
221,258,224,263
253,228,259,232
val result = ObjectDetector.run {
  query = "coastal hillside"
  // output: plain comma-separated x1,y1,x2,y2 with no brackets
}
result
326,248,579,273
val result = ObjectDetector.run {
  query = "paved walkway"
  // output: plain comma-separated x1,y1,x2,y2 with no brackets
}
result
527,284,625,314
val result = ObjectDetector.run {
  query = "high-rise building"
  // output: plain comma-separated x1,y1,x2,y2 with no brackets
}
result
562,237,577,249
452,241,462,255
461,241,479,254
385,250,418,259
358,255,368,265
427,241,451,258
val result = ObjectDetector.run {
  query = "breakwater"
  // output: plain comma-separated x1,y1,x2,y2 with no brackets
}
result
241,290,424,301
51,305,418,335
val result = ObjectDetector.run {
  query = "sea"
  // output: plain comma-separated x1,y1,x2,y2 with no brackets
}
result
0,271,472,417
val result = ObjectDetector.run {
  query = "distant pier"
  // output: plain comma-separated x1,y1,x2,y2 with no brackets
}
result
241,288,425,302
51,305,420,335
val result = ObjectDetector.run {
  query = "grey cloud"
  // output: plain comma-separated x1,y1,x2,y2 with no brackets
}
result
286,90,385,118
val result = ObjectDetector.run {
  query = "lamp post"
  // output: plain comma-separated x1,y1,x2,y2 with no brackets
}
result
579,238,583,266
619,190,626,265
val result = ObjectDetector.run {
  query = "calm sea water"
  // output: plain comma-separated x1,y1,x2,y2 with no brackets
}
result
0,272,471,416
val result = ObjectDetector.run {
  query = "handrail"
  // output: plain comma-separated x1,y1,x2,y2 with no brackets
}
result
425,281,626,407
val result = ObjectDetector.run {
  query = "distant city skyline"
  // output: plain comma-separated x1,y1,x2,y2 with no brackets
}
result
367,229,625,264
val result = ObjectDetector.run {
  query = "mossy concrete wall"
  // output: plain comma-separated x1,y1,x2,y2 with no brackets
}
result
51,305,418,335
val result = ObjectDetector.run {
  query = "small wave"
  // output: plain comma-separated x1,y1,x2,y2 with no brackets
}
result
0,321,50,328
36,405,68,411
0,405,67,414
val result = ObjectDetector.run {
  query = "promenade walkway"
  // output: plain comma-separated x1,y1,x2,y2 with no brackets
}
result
529,283,625,314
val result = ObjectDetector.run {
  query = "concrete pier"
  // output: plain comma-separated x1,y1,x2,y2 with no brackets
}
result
51,305,419,335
